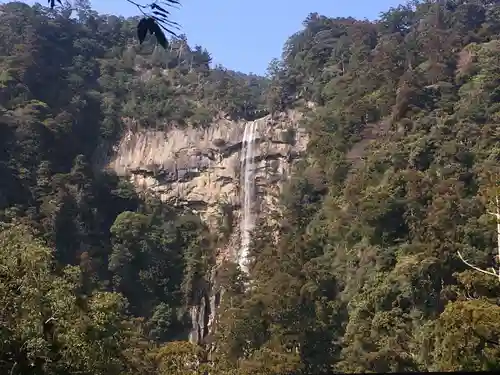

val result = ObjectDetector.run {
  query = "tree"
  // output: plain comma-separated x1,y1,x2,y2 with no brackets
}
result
154,341,209,375
426,299,500,371
0,223,147,375
3,0,500,372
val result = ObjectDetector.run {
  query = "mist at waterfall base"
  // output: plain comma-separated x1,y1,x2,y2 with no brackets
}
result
238,120,258,273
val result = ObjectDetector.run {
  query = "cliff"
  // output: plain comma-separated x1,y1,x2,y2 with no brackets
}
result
110,109,307,262
108,110,308,345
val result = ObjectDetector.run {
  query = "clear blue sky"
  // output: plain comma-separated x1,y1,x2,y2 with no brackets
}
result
24,0,404,75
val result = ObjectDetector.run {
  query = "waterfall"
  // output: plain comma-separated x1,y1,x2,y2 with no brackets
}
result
239,120,258,273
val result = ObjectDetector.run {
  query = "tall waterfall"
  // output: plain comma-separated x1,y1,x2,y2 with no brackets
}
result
239,120,258,273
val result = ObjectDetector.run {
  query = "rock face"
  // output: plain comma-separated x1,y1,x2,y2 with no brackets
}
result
111,110,307,257
108,109,308,345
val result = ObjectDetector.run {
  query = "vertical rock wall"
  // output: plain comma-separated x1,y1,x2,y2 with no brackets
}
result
108,110,308,345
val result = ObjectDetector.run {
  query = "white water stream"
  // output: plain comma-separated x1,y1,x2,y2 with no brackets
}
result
238,120,258,273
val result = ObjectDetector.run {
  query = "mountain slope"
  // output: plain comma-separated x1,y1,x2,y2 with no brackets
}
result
213,2,500,374
1,1,500,375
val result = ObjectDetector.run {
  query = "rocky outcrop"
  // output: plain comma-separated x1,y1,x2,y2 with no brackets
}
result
110,110,307,259
108,109,308,346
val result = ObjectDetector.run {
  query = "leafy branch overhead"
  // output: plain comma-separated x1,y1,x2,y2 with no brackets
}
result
129,0,181,48
47,0,180,48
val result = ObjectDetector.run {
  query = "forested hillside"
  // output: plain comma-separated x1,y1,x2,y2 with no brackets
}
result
0,1,264,374
215,1,500,373
1,0,500,374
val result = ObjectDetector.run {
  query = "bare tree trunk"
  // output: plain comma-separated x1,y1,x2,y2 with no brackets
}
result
490,195,500,279
458,194,500,281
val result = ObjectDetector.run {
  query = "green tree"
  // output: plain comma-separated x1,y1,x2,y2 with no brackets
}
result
0,223,149,374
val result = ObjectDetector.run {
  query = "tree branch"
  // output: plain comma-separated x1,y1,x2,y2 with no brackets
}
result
125,0,150,17
457,251,498,278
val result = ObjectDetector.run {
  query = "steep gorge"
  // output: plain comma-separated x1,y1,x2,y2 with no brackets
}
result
109,109,308,344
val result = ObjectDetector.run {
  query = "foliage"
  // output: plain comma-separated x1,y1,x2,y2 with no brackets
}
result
2,0,500,374
49,0,181,48
0,1,220,373
213,0,500,373
0,223,153,374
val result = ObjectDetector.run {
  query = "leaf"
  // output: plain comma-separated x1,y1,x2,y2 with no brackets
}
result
148,18,168,49
47,0,62,8
163,0,181,5
154,29,168,49
137,18,168,49
153,10,170,18
150,1,181,36
151,4,171,15
145,17,157,35
137,18,149,44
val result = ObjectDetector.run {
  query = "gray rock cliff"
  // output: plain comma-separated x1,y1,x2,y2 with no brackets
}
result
108,109,308,346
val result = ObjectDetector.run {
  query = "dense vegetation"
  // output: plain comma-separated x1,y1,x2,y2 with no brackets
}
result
1,0,500,374
0,1,256,374
215,0,500,374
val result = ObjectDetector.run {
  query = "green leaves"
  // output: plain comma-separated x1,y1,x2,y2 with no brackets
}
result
47,0,181,49
137,16,170,49
429,300,500,371
136,2,182,49
47,0,62,8
0,224,138,375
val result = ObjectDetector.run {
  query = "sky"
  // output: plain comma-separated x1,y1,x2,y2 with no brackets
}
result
23,0,404,75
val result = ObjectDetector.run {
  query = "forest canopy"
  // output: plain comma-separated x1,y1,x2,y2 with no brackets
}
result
0,0,500,374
